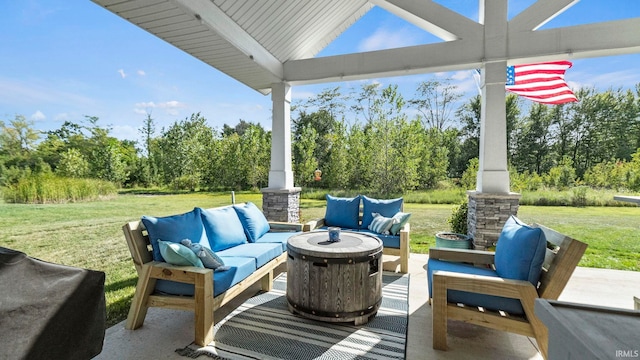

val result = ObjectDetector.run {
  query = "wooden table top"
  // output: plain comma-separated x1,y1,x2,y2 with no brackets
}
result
287,231,382,258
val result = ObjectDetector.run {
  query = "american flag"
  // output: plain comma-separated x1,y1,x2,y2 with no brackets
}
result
505,61,578,105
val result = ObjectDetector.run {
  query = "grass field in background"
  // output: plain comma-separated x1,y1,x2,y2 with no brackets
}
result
1,191,638,327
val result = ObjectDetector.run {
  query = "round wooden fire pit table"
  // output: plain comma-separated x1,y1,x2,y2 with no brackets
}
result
286,230,383,325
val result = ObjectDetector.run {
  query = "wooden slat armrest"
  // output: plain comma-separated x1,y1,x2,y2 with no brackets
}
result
432,270,537,300
268,222,303,232
145,261,213,284
429,247,495,265
303,218,325,231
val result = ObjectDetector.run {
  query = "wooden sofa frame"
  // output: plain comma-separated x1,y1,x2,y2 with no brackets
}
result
429,223,587,359
303,207,410,273
122,218,302,346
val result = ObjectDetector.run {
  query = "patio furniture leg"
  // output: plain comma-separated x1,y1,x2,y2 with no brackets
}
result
126,263,156,330
432,273,447,350
194,271,214,346
261,270,274,292
400,227,410,274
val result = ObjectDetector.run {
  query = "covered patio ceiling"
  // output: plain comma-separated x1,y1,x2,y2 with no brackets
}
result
92,0,640,95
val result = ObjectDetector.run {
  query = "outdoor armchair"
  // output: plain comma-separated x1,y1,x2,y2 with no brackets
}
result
427,216,587,359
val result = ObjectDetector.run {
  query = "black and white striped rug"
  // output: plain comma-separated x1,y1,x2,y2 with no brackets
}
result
177,272,409,360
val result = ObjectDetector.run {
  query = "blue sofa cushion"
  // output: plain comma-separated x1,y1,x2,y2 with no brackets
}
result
357,229,401,249
427,259,526,315
495,216,547,285
199,206,247,252
255,231,303,252
216,243,282,268
324,195,360,229
141,208,207,262
361,196,403,230
233,202,271,242
155,256,257,297
389,212,411,235
157,239,204,268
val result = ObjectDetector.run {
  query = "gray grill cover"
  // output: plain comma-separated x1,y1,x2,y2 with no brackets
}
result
0,247,106,359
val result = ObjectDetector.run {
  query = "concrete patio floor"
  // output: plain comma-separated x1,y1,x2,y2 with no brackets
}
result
96,253,640,359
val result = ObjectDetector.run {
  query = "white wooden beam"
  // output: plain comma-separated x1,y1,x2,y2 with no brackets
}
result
508,18,640,63
283,39,483,85
171,0,283,80
481,0,508,61
509,0,579,32
371,0,482,41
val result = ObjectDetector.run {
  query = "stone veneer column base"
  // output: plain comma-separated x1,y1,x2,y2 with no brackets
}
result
261,187,302,223
467,191,521,250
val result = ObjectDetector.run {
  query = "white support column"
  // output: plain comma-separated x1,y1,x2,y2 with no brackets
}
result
268,82,294,189
476,61,510,193
262,82,300,222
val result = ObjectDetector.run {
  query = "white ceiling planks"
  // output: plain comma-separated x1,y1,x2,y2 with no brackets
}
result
92,0,640,94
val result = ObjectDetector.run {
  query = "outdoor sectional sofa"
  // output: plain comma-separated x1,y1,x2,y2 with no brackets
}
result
122,202,302,346
304,195,411,273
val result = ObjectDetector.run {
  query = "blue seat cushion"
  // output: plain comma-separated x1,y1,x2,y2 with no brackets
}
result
324,195,360,229
216,243,282,268
495,216,547,285
254,231,302,252
427,259,526,315
361,196,403,230
199,206,247,252
357,230,401,249
233,202,271,242
315,227,400,249
141,208,208,262
154,256,256,297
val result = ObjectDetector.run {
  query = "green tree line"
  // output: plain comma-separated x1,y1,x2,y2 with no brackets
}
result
2,81,640,200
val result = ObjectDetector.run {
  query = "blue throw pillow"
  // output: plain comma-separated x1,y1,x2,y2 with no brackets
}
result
361,196,403,230
324,195,360,229
141,208,208,262
389,212,412,235
233,202,271,242
157,239,204,268
494,216,547,285
199,206,248,252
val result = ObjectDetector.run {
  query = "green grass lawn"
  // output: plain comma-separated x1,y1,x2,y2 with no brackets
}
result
1,192,638,327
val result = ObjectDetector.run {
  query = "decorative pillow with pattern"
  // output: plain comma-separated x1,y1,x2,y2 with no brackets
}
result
181,239,230,272
368,212,396,235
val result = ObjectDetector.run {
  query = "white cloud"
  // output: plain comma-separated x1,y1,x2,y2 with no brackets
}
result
111,125,139,141
358,27,422,52
135,101,156,108
161,100,184,109
118,69,126,78
134,100,187,117
137,70,146,76
31,110,46,121
54,113,70,121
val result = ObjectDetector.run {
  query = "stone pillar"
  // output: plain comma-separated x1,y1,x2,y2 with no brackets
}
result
467,191,521,250
262,188,301,223
262,82,300,222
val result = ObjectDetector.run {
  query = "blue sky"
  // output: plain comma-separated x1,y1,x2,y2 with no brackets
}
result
1,0,639,142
